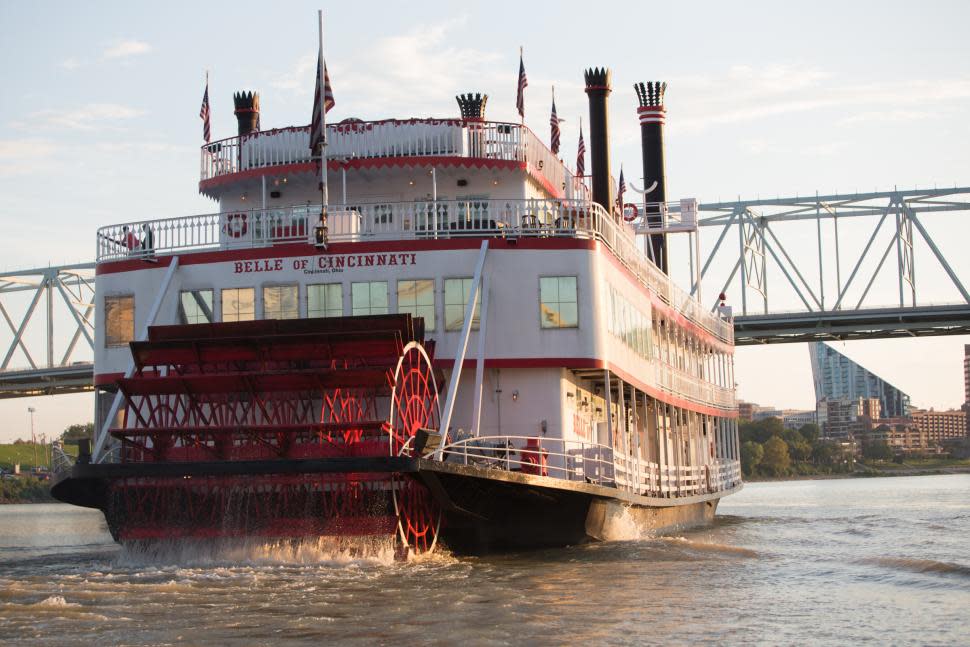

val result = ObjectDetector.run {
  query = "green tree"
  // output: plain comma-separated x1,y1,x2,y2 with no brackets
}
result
798,423,820,444
61,423,94,443
787,437,813,462
741,441,764,476
862,440,894,461
761,436,791,476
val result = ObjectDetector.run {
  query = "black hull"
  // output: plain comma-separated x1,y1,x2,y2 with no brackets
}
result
52,457,739,554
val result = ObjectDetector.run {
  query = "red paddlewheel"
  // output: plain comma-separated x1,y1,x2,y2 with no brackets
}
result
388,342,440,456
392,477,441,556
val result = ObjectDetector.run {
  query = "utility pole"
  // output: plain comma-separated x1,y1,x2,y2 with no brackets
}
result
28,407,36,469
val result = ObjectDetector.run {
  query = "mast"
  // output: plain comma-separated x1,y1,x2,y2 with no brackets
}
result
318,10,329,239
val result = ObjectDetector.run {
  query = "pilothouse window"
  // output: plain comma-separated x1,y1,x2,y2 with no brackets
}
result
104,295,134,347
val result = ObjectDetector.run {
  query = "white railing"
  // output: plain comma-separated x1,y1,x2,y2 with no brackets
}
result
51,444,75,478
200,119,575,200
96,197,733,344
431,434,742,498
655,361,736,409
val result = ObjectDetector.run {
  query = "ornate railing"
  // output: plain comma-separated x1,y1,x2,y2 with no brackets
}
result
431,434,742,497
96,198,733,344
200,119,573,198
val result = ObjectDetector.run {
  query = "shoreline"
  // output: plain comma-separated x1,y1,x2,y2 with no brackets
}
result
747,464,970,483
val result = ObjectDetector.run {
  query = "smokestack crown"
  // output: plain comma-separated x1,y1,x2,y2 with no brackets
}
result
456,93,488,121
233,91,260,136
584,68,612,93
634,81,667,107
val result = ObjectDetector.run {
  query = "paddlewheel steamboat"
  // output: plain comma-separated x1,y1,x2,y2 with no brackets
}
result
53,51,741,557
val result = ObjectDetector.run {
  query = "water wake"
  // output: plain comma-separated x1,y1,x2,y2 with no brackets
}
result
661,536,759,558
860,556,970,579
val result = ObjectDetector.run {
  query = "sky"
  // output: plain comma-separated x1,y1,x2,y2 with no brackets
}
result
0,0,968,442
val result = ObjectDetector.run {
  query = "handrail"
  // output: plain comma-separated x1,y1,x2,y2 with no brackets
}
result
51,444,75,478
430,433,742,498
95,198,733,344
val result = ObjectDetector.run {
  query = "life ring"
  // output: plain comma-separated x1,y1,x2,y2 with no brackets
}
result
622,203,639,222
225,213,248,237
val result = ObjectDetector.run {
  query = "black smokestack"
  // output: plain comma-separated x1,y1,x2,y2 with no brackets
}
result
233,91,260,136
634,81,668,273
584,68,613,213
455,93,488,121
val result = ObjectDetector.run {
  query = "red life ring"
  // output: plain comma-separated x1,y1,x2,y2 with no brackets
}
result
622,203,639,222
225,213,248,237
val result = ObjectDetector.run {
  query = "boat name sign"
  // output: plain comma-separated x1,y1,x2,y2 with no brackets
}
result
233,253,419,276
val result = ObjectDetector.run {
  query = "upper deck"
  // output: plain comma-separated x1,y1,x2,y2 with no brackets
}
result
199,119,580,200
96,198,733,345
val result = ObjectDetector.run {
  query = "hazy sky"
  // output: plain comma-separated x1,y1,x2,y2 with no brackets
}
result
0,1,968,442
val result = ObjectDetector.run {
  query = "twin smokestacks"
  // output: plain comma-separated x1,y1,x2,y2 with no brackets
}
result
231,67,672,274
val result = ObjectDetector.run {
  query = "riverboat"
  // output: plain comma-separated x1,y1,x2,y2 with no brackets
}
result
52,57,741,557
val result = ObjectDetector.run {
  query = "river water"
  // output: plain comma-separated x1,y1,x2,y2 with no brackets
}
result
1,474,967,646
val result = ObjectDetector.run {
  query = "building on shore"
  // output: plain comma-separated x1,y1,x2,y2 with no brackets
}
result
910,408,968,445
863,419,928,454
782,410,817,430
809,342,911,419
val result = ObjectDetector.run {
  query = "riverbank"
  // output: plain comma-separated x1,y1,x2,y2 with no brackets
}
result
748,463,970,482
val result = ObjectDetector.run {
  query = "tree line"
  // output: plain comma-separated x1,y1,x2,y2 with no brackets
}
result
740,417,857,478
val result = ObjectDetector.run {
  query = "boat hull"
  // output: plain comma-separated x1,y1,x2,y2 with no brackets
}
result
53,457,737,554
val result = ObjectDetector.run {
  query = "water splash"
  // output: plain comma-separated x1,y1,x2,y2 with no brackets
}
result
114,535,399,568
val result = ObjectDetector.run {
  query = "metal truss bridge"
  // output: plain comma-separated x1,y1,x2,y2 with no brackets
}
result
1,186,968,398
694,187,970,345
0,264,95,399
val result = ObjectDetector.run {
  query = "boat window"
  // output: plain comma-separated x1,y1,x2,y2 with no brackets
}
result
539,276,578,329
178,289,214,325
398,279,436,330
104,295,134,347
351,281,388,316
263,285,299,320
444,278,481,331
307,283,343,318
221,287,255,322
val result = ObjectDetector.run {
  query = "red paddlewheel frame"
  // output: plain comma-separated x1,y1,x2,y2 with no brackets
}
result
388,342,440,456
392,476,441,555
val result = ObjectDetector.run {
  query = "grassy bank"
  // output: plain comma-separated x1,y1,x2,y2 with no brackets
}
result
0,443,77,472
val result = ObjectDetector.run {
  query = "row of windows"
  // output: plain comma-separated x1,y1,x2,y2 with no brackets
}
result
606,284,652,359
105,276,578,346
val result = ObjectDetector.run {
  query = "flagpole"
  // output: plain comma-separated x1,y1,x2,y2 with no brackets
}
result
318,10,329,224
519,46,524,126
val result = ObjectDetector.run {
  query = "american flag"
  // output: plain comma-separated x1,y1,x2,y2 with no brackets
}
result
516,50,528,118
549,97,561,154
617,167,626,207
576,125,586,177
310,53,335,154
199,81,211,144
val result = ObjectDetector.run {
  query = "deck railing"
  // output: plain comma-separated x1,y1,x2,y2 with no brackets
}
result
96,198,733,344
431,434,742,498
200,119,573,199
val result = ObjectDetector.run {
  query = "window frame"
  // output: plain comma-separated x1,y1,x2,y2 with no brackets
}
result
397,279,436,330
104,294,135,347
262,283,300,320
178,288,215,325
220,287,256,322
350,280,389,316
443,277,481,331
307,282,344,318
538,275,579,329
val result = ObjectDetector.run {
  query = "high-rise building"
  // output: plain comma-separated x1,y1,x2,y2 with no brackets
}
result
809,342,911,418
963,345,970,405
